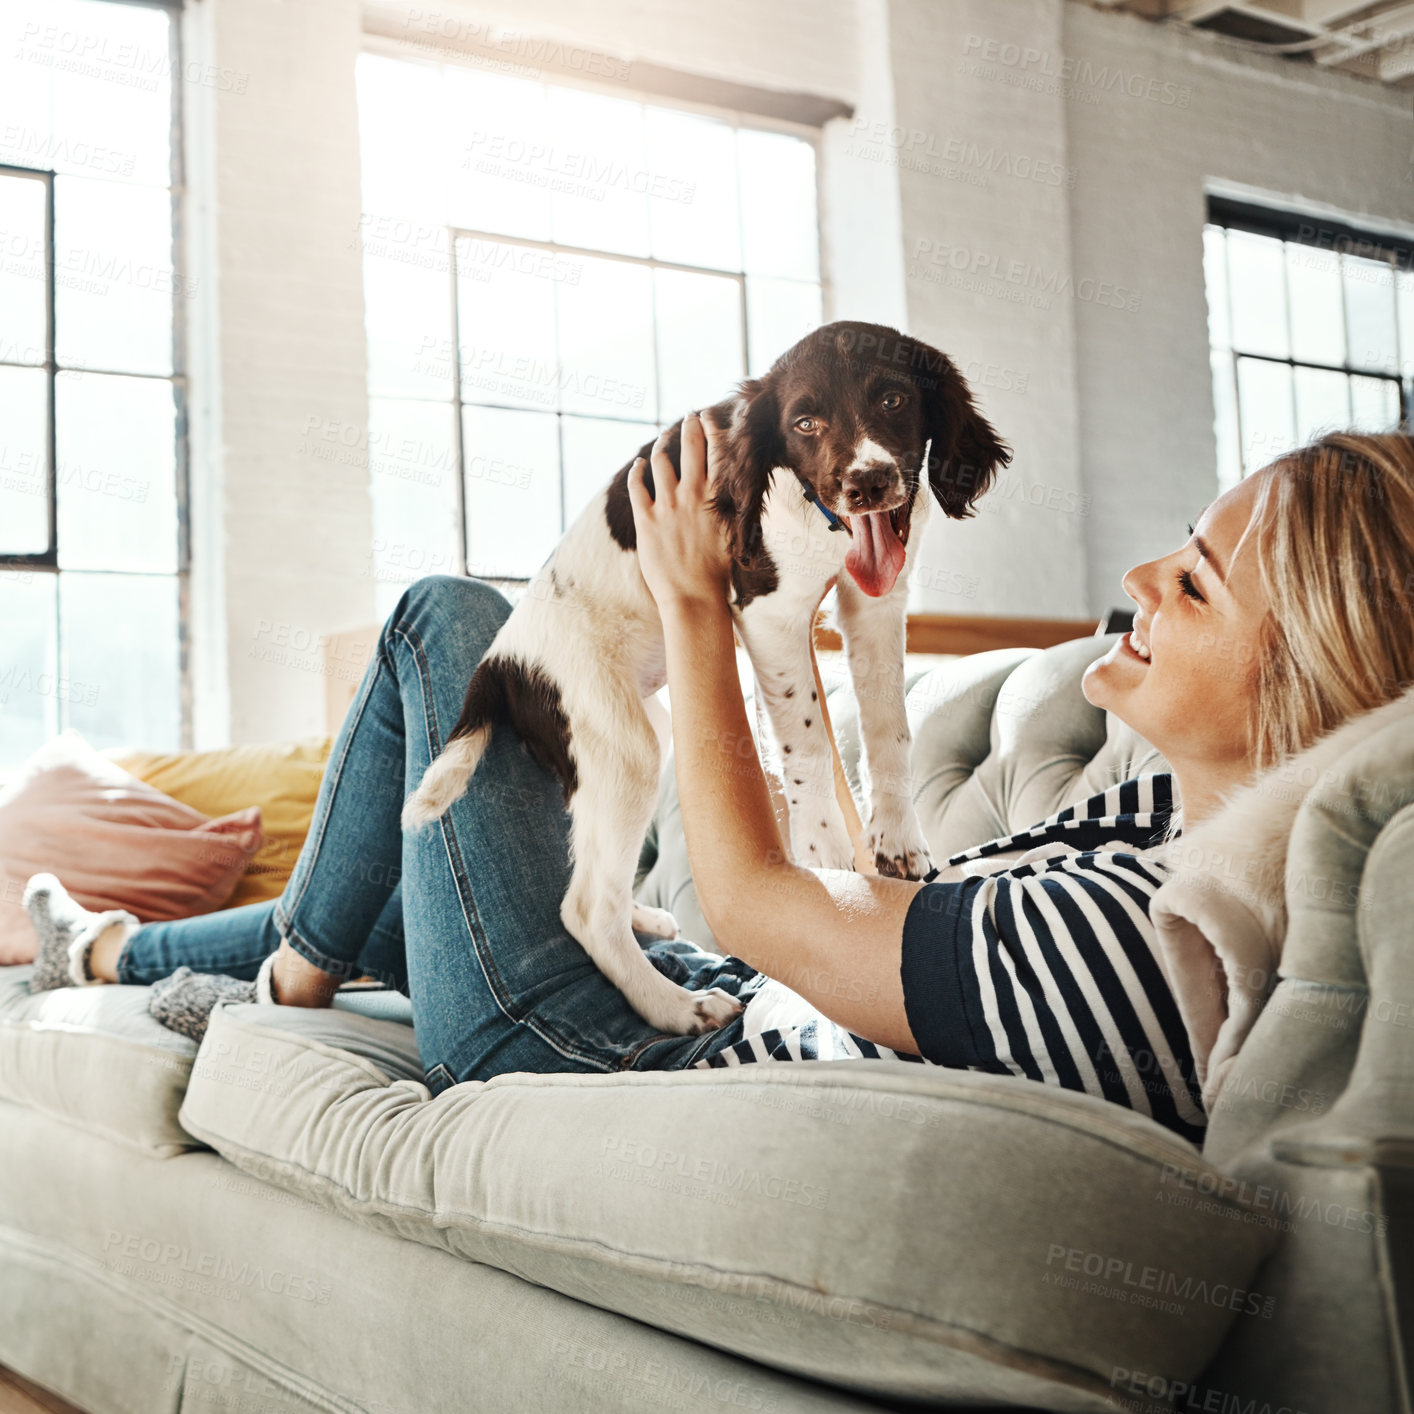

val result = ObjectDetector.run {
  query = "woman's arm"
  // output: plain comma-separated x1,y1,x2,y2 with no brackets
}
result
627,412,926,1052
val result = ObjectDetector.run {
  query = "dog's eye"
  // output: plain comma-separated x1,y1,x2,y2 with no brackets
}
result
793,417,819,434
881,392,905,412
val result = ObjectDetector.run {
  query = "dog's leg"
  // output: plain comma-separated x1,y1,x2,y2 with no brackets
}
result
561,700,740,1036
735,606,855,872
833,575,935,879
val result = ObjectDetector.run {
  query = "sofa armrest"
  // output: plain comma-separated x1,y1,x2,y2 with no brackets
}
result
1271,800,1414,1168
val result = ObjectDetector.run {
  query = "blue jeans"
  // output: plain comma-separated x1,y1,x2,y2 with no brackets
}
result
117,576,768,1087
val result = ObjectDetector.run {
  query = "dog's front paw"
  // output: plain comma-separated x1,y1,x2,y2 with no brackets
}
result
868,813,935,880
688,988,744,1035
631,902,680,940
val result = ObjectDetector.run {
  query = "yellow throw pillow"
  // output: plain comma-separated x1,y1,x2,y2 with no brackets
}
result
109,738,332,910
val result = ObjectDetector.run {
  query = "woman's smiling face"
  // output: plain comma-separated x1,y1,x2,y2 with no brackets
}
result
1083,470,1273,780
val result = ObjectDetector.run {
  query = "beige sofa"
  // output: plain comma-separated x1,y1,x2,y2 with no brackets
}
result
0,633,1409,1413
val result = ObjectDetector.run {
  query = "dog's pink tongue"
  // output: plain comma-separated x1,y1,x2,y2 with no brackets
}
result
844,511,907,597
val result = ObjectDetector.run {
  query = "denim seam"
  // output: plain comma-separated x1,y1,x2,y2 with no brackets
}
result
271,624,388,976
392,620,623,1075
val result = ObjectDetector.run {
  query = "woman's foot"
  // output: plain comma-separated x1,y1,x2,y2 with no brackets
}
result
146,942,339,1042
23,874,138,993
148,967,256,1043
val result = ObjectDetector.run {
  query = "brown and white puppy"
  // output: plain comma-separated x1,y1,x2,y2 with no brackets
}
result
402,321,1011,1038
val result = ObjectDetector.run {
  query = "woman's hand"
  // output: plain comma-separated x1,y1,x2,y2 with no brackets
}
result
627,411,735,610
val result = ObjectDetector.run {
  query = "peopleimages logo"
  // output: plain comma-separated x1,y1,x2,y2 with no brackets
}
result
910,237,1142,312
961,34,1192,107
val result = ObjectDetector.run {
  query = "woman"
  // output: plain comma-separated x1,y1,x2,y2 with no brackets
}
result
24,423,1414,1145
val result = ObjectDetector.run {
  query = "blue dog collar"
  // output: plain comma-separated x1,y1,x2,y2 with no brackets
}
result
801,481,852,535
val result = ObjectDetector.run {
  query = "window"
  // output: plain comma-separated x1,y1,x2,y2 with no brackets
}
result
1204,198,1409,491
355,51,823,610
0,0,185,769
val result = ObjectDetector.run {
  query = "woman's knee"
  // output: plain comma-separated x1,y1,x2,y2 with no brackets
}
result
395,575,513,644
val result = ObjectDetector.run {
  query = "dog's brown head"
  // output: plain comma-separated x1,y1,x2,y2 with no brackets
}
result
706,321,1011,598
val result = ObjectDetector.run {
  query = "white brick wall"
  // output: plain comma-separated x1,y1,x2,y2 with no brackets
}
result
882,0,1089,618
1063,4,1414,612
184,0,374,746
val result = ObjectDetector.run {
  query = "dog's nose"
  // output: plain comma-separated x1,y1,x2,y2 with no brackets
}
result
840,464,894,513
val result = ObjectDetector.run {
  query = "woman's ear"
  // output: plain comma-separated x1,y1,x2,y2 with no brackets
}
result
705,380,782,569
904,339,1012,518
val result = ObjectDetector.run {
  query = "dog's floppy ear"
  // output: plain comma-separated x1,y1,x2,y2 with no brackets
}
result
705,379,782,569
904,338,1011,519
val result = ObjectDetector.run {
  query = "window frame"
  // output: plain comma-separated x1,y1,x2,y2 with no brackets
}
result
1206,195,1410,482
0,0,192,747
359,38,829,588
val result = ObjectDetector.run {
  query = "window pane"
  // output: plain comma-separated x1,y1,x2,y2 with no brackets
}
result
443,69,552,242
0,12,53,180
1202,226,1230,353
1293,366,1351,443
362,236,454,400
1226,230,1288,359
546,86,649,257
737,129,818,281
0,174,47,365
1210,350,1241,495
48,0,172,188
645,107,741,271
54,175,173,375
1285,243,1345,368
1350,376,1401,433
356,53,448,230
1236,357,1295,473
368,398,461,590
462,406,560,577
654,269,744,423
55,371,177,573
555,256,655,418
60,571,179,750
747,276,822,377
561,415,654,530
0,366,48,554
455,236,559,411
0,571,58,766
1344,255,1398,374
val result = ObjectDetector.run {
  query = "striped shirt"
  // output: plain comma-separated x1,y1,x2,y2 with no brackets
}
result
695,774,1206,1145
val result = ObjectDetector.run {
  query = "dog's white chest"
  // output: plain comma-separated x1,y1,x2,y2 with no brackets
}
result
737,471,849,611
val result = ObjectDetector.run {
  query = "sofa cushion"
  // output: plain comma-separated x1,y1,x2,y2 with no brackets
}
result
181,1002,1277,1412
0,965,197,1156
0,968,420,1158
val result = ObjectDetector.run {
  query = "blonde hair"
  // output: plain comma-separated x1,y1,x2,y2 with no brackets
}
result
1246,432,1414,773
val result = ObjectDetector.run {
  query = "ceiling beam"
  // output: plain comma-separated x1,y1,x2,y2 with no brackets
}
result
1173,0,1236,20
1175,0,1326,33
1312,0,1414,63
1301,0,1394,23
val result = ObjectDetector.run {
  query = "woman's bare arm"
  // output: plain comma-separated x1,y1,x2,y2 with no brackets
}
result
626,411,929,1051
659,593,926,1052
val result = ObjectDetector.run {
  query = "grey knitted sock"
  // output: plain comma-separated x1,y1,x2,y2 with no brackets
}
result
148,967,256,1044
24,873,138,993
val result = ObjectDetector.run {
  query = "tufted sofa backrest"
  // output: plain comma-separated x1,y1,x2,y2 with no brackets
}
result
828,632,1169,860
